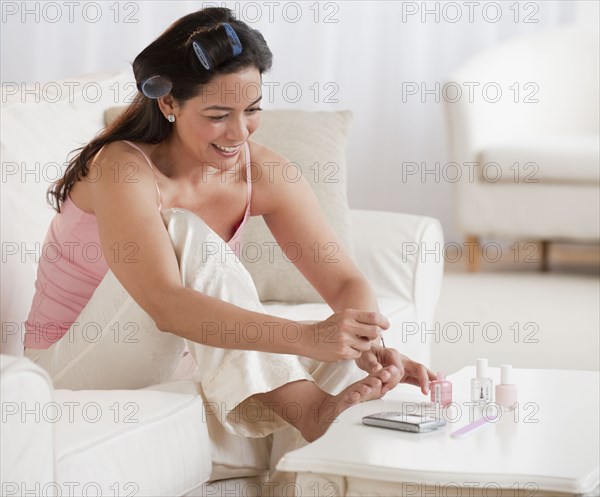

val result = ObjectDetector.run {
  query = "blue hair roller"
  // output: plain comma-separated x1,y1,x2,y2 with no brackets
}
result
223,23,242,57
192,23,242,71
140,75,173,99
192,41,212,70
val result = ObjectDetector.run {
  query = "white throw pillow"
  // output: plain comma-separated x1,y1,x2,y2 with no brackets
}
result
242,110,354,303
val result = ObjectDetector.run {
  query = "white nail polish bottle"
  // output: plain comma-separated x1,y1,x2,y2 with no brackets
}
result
471,358,493,404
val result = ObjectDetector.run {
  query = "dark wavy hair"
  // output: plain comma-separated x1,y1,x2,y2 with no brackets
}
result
48,7,273,212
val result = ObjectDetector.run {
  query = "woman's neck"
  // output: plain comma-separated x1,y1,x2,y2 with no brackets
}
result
150,135,238,185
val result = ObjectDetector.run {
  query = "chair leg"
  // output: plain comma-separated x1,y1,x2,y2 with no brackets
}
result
466,235,480,272
540,240,550,272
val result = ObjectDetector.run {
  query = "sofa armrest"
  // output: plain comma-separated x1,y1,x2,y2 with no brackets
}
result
350,209,445,328
0,354,55,491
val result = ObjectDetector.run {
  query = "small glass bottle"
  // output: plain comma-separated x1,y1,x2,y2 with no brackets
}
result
495,364,518,410
471,358,493,404
430,371,452,406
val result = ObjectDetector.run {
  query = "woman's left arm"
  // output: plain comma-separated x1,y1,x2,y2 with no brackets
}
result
254,145,435,393
254,150,376,313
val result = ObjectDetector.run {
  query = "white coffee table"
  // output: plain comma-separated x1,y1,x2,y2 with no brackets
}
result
277,367,599,496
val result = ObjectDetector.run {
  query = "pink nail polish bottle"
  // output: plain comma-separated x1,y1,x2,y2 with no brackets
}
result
495,365,518,410
430,372,452,406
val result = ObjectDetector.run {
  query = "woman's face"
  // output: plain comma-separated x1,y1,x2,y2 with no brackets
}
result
174,67,263,167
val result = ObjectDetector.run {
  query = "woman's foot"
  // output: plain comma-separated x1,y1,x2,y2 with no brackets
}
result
298,375,384,442
254,374,385,443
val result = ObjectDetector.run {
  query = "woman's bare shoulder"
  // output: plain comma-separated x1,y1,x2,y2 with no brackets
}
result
247,140,304,216
247,140,296,182
94,140,148,165
247,140,284,163
88,140,159,182
71,141,156,212
83,140,161,210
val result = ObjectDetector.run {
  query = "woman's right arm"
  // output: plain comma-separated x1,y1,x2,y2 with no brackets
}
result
90,143,387,361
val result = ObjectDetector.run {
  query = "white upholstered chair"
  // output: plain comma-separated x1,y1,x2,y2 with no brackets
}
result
445,26,599,271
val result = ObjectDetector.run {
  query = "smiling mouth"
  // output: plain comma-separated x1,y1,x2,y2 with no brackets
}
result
212,143,241,153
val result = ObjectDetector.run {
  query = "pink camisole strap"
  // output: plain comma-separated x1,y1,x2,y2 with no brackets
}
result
121,140,163,210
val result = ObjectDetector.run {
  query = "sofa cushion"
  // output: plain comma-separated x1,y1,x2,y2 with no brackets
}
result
0,355,55,488
477,135,600,185
53,379,211,496
154,379,271,484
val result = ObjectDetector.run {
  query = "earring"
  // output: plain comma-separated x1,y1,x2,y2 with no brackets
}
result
167,114,176,123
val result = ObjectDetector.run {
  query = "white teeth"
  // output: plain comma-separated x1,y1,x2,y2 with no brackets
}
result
214,144,239,153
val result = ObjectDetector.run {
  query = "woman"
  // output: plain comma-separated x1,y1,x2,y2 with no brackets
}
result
24,6,433,470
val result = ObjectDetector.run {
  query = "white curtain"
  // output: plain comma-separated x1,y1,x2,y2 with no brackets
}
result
1,1,580,241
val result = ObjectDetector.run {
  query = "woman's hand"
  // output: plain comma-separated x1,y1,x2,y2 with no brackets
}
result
299,309,389,362
356,345,437,395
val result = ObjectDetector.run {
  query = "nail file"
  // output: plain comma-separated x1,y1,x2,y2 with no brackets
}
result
451,415,498,438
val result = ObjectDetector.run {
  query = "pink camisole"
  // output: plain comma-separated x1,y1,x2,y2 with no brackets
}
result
24,140,252,350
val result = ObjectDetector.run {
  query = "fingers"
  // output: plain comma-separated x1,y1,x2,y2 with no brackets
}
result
316,310,390,362
379,365,401,395
352,310,390,330
404,362,435,395
346,321,379,342
349,336,373,353
350,310,388,343
353,324,382,342
394,353,437,395
401,377,424,389
361,351,382,374
366,346,441,397
418,365,432,395
348,348,362,360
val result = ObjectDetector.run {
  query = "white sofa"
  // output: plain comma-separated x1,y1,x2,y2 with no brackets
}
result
445,26,600,270
0,72,444,496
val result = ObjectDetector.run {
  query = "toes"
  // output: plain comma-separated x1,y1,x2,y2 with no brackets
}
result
348,383,367,400
364,376,383,389
348,391,360,403
386,365,399,377
341,389,361,407
376,369,391,382
351,377,383,401
366,377,384,399
341,377,384,407
358,383,371,396
376,365,399,382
